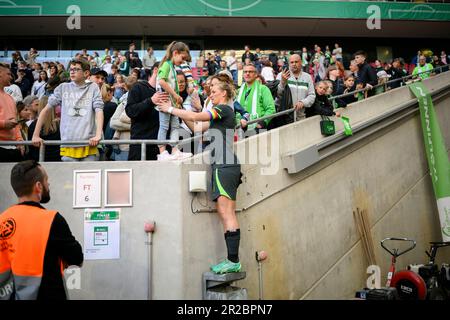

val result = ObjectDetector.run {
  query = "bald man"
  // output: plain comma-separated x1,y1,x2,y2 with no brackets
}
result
276,54,315,121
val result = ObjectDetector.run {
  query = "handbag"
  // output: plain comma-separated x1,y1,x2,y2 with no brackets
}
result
320,115,335,136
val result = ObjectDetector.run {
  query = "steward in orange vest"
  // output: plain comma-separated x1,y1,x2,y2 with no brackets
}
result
0,160,83,300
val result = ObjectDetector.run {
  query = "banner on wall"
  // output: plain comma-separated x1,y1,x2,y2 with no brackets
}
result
410,82,450,242
1,0,449,21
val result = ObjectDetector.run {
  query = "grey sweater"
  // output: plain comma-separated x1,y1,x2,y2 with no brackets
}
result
48,81,103,146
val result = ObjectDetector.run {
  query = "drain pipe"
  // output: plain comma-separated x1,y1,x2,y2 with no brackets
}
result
144,221,156,300
256,250,268,300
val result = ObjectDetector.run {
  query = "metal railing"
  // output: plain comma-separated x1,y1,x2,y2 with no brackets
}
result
329,63,449,102
0,139,177,162
234,63,450,129
1,64,449,162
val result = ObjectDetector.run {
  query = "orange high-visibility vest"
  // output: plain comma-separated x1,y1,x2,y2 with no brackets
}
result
0,204,57,300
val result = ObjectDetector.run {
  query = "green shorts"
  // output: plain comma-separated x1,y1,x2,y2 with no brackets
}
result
211,165,242,201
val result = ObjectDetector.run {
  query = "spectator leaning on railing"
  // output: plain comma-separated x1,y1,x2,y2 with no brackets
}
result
32,59,104,162
0,63,24,162
306,81,341,119
335,75,358,108
413,55,434,80
236,63,275,132
386,58,407,90
27,96,61,162
354,50,377,96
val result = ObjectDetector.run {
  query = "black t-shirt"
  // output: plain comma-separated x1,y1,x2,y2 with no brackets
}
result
103,101,118,133
207,104,238,166
357,62,377,87
125,80,160,160
306,93,335,118
125,51,141,69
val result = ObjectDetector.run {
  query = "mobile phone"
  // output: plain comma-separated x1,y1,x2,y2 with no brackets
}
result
17,119,27,124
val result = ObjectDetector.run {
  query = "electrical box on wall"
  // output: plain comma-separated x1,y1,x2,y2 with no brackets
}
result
189,171,207,192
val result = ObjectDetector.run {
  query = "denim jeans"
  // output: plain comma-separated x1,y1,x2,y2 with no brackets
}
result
157,111,180,143
231,70,238,84
111,146,129,161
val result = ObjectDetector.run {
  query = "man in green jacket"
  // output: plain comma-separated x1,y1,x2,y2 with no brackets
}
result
237,63,275,131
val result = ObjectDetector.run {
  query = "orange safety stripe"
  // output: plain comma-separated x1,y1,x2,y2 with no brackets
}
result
0,205,57,277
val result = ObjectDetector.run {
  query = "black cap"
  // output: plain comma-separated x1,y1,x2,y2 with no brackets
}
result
91,68,107,78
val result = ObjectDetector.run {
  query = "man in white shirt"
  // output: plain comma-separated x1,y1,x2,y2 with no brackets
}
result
142,47,157,79
225,50,238,84
276,54,315,121
332,43,343,63
101,56,113,75
143,47,157,69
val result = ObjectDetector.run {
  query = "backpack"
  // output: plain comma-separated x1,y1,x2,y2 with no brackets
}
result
265,80,280,100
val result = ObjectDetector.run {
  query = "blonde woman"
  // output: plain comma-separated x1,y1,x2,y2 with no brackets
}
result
28,96,61,161
113,74,127,100
158,78,242,274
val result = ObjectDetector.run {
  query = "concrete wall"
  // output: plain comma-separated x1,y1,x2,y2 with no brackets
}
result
0,161,186,299
180,72,450,299
0,72,449,299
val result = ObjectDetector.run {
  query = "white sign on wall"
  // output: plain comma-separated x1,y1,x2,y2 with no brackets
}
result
73,170,101,208
84,209,120,260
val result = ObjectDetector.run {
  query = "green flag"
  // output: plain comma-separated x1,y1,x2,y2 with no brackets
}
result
341,116,353,136
410,82,450,241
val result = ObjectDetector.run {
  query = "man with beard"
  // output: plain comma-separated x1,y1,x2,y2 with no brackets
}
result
0,160,83,300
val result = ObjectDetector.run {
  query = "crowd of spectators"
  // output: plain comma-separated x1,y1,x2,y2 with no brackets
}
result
1,43,448,162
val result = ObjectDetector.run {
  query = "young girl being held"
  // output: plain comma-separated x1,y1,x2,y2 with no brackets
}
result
156,41,193,161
